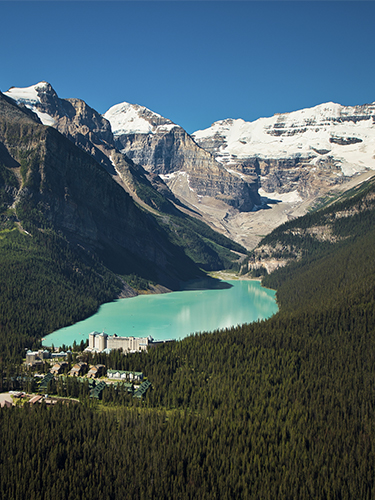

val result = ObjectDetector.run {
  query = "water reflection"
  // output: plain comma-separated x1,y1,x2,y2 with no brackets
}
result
181,277,233,291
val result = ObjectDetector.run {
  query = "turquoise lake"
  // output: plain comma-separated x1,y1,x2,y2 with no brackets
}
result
42,279,278,348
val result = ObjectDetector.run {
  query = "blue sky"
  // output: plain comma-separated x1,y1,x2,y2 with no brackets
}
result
1,1,374,134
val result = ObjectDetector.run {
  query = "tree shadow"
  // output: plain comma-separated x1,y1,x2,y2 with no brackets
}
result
181,276,233,291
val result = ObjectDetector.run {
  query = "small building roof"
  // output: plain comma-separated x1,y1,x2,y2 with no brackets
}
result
29,395,43,404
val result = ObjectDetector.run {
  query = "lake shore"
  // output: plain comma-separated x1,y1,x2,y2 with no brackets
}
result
208,270,261,282
43,280,278,348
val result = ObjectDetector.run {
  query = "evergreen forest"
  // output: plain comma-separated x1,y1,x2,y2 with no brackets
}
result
1,176,375,498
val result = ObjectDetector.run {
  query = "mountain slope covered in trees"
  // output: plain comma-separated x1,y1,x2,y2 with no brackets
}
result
1,167,375,498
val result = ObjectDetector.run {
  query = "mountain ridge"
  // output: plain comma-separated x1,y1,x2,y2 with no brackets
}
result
5,82,375,250
0,90,204,288
0,87,245,284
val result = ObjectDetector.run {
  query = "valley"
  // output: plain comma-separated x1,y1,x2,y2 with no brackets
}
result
1,82,375,499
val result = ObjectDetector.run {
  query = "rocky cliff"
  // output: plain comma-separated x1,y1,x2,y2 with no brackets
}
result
106,99,375,249
0,91,204,288
7,83,374,251
104,102,261,213
5,82,116,172
4,83,219,217
192,102,375,199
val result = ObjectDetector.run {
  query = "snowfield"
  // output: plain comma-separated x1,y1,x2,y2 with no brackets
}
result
192,101,375,175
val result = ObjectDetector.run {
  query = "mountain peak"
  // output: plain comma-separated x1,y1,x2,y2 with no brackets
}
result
6,81,55,101
104,101,177,135
4,82,57,126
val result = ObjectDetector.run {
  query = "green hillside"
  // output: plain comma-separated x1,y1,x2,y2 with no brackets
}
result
0,227,122,360
245,175,375,276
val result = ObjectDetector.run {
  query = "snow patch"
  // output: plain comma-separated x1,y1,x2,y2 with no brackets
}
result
225,168,247,179
159,171,187,181
158,123,178,132
259,188,303,204
5,84,42,104
109,155,117,169
160,171,195,192
33,110,55,126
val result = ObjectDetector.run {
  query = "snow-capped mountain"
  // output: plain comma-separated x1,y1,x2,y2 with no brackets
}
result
5,82,57,126
4,81,375,249
105,101,178,135
104,97,375,247
4,82,122,176
104,101,260,213
192,102,375,176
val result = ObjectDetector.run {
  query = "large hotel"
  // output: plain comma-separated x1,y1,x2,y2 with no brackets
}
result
87,331,172,353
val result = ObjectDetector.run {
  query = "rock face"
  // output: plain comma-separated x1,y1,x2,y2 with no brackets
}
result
5,82,116,174
192,102,375,199
104,102,261,212
105,99,375,249
4,83,183,215
0,91,203,288
6,83,375,250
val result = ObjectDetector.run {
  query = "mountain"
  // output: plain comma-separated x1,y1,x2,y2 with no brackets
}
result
4,83,174,203
5,83,260,215
4,82,142,183
105,98,375,249
6,83,375,251
244,174,375,276
4,83,246,272
0,90,206,288
193,101,375,203
104,101,261,229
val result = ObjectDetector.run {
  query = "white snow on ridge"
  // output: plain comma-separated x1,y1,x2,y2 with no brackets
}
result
158,123,179,132
33,110,56,126
4,82,55,126
104,101,176,136
192,101,375,173
104,102,156,134
5,83,42,104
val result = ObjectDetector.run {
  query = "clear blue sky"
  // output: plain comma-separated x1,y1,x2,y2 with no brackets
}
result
1,1,374,134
